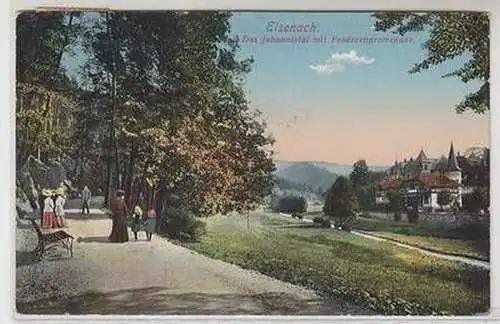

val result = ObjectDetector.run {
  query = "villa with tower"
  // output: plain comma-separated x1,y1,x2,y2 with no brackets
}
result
376,142,465,211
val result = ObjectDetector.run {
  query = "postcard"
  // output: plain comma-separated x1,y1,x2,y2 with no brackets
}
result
14,9,490,317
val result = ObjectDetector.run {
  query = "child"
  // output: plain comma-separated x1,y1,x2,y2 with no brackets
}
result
131,205,143,240
144,207,157,241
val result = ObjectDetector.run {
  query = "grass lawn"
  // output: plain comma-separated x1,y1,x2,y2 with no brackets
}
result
184,212,489,315
352,216,489,261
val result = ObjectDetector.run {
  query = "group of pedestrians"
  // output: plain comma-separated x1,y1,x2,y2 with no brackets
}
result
107,189,157,243
39,187,67,230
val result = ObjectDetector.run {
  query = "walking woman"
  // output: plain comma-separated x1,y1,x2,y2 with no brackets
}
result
144,206,157,241
54,188,67,228
41,189,56,230
38,186,45,226
108,189,129,243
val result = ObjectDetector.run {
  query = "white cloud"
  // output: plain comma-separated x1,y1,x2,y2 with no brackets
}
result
309,50,375,76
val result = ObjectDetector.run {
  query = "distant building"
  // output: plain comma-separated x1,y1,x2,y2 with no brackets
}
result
376,142,467,211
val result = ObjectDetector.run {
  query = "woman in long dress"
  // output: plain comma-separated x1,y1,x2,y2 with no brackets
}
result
54,188,67,228
108,189,129,243
41,189,56,230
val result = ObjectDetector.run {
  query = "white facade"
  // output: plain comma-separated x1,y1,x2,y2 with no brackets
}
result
445,170,462,185
422,188,462,210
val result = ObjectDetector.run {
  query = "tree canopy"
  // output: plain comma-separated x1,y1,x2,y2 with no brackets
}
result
372,12,489,114
323,176,358,221
16,11,275,217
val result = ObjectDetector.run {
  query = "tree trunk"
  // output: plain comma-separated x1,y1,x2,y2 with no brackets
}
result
106,12,122,190
124,148,137,206
104,151,113,208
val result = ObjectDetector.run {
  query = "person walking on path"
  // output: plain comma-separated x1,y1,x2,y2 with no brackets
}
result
108,189,129,243
54,188,67,228
144,206,157,241
37,186,45,226
41,189,56,230
81,185,92,215
131,205,144,241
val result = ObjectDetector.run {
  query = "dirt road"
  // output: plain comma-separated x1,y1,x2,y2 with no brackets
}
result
16,205,371,315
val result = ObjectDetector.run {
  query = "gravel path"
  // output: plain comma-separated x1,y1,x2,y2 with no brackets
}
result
16,206,372,315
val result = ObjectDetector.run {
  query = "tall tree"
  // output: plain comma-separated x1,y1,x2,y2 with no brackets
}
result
323,176,358,223
372,12,489,114
81,11,274,215
350,159,370,188
16,12,83,164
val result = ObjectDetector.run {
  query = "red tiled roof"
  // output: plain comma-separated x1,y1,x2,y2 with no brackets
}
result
378,174,461,190
417,174,461,188
378,179,401,190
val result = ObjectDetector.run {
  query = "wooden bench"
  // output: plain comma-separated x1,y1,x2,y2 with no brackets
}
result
29,219,74,260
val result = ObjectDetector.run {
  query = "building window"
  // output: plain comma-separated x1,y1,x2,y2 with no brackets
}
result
424,164,428,170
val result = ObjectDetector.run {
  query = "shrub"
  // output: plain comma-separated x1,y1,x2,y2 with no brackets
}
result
158,207,207,242
323,176,358,226
387,189,402,218
437,190,451,209
462,188,489,213
274,195,307,213
393,211,402,222
313,216,331,228
407,208,419,223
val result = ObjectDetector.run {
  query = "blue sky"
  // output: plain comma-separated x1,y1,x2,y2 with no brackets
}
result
226,12,489,165
62,12,489,166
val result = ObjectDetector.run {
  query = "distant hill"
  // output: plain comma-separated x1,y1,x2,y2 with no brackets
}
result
274,160,389,176
275,162,338,194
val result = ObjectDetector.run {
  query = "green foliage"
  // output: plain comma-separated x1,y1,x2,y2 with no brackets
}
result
387,189,402,221
462,188,489,213
17,11,275,214
462,149,489,189
313,216,331,228
349,160,385,211
354,185,377,211
437,190,452,208
273,195,307,214
158,207,207,242
323,176,359,223
350,159,369,188
372,12,489,114
16,12,83,86
16,12,83,165
407,209,419,224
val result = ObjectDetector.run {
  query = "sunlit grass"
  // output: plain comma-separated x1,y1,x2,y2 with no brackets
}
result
352,216,489,260
186,213,489,315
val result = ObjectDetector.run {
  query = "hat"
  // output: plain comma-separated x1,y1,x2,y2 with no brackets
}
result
41,189,52,197
115,189,126,196
134,205,143,216
56,188,65,196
